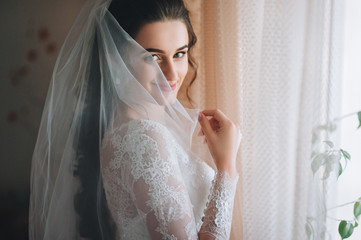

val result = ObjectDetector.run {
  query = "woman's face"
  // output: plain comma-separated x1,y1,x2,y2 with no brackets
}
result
134,20,189,100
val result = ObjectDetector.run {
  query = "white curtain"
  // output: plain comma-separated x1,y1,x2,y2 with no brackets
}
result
184,0,344,239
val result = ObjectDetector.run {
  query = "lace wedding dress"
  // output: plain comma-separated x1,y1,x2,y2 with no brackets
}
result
29,2,239,239
101,119,238,239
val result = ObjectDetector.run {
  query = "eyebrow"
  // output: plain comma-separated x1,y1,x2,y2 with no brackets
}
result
145,44,188,53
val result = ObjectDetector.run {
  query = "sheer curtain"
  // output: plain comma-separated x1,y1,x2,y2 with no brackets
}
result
184,0,344,239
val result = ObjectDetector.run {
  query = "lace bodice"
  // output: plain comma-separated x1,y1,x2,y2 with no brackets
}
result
101,119,238,240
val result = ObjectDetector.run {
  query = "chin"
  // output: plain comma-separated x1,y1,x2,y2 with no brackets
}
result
166,94,177,105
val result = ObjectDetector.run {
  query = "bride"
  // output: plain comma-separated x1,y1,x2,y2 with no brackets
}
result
29,0,241,239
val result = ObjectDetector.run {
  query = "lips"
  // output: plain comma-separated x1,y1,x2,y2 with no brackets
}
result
157,82,177,91
168,82,177,90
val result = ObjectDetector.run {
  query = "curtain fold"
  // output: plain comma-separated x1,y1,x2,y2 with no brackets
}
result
184,0,344,239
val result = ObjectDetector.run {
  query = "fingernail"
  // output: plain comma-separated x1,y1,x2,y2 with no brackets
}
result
198,113,203,121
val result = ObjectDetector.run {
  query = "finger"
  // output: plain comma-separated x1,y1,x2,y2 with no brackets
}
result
202,109,231,129
201,109,228,123
198,112,215,139
209,118,220,131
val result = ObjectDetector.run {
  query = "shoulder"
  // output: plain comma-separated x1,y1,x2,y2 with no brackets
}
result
102,120,179,180
127,119,169,136
102,119,172,154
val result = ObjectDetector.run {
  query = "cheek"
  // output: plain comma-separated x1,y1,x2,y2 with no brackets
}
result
173,61,188,97
178,60,189,83
132,61,157,87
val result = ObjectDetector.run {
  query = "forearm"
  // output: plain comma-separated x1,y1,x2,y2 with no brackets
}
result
199,170,239,240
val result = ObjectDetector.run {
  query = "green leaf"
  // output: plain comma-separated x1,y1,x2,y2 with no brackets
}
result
340,149,351,161
338,162,343,178
355,221,359,228
357,111,361,129
354,199,361,220
322,163,333,180
305,222,313,240
339,220,354,239
311,153,326,175
329,151,342,163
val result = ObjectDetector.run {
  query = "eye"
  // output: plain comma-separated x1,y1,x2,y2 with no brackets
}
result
144,54,159,63
174,51,187,58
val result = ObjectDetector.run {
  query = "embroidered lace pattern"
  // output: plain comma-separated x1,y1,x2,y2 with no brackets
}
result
199,171,239,239
101,119,238,240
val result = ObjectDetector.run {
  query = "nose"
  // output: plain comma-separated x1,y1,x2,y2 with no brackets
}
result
161,60,178,82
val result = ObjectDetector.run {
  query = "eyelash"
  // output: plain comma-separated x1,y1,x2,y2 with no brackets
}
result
174,51,186,58
144,55,159,62
144,51,187,63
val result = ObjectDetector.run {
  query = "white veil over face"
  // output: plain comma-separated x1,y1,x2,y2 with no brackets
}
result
29,0,204,239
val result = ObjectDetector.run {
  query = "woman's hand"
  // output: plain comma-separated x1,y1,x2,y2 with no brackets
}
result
198,109,241,178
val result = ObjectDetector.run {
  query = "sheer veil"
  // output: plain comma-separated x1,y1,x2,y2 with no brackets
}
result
29,0,206,239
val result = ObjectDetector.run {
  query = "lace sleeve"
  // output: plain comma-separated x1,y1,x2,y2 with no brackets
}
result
199,171,239,240
101,120,238,240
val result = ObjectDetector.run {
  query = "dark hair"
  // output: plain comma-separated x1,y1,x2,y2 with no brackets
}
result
73,37,116,240
74,1,197,239
109,0,198,104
